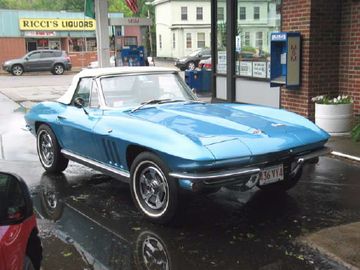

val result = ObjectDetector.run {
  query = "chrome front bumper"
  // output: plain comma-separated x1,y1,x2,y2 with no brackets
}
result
171,147,332,192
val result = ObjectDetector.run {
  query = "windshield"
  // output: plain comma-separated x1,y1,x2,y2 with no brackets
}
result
100,73,195,108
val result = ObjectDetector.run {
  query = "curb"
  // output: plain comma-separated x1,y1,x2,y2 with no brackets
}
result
331,151,360,162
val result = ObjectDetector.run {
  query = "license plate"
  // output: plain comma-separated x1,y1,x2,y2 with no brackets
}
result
259,164,284,186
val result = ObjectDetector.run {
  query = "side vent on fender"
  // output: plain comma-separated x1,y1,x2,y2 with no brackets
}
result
102,139,121,166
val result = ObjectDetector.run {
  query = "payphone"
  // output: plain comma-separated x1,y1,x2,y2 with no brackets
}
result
270,32,301,89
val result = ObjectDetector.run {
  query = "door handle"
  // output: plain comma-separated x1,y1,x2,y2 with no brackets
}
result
57,115,66,120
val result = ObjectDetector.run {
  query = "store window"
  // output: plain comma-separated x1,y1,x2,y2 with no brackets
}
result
186,33,192,49
216,1,227,74
234,0,281,79
239,7,246,20
86,38,97,51
124,36,137,46
217,7,224,21
69,38,86,52
197,33,206,48
197,7,203,20
181,7,188,20
37,39,48,49
254,7,260,20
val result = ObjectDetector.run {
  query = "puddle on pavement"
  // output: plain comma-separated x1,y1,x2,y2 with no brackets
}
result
28,157,360,270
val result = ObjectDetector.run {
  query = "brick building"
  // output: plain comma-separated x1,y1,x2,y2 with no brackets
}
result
210,0,360,119
0,9,144,68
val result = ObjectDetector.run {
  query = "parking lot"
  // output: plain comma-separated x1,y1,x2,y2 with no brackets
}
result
1,72,360,269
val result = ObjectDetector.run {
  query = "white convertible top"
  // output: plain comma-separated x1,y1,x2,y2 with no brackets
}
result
58,66,178,104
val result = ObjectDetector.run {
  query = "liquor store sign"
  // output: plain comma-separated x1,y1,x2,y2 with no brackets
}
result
19,18,96,31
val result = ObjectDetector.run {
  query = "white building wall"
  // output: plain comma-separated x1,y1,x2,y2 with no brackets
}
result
154,0,211,59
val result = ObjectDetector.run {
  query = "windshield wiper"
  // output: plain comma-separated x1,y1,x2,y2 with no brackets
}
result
130,99,186,113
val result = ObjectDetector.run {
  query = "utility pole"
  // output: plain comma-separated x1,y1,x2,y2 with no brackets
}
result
94,0,110,67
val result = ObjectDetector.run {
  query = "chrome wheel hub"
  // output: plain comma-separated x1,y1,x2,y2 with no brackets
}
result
55,65,64,74
139,166,168,210
142,235,169,270
38,131,54,167
13,66,22,75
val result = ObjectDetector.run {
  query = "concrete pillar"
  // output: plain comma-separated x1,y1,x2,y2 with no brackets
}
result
95,0,110,67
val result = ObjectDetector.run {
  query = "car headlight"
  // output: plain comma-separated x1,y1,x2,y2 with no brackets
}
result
4,61,10,66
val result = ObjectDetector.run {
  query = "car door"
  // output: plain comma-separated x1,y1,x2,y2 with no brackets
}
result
40,51,55,70
56,77,103,159
23,51,42,71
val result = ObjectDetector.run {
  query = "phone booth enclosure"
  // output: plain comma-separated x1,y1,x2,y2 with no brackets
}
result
270,32,301,89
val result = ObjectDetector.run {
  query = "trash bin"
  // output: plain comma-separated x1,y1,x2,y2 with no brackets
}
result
199,69,211,93
185,69,202,91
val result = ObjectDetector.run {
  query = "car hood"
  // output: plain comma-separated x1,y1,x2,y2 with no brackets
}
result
130,102,329,159
4,58,22,64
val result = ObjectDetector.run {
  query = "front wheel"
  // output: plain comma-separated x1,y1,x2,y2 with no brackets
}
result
37,124,68,173
11,64,23,76
130,152,178,224
187,61,196,70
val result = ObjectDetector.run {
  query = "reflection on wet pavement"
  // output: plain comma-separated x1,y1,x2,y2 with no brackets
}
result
29,157,360,270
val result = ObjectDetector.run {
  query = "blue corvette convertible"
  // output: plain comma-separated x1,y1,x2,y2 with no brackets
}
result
25,67,330,223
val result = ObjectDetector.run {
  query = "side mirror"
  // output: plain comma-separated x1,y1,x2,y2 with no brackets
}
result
74,97,85,108
0,172,33,225
25,57,29,61
74,97,89,115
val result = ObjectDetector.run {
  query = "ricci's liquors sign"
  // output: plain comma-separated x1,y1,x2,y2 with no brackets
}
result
19,18,96,31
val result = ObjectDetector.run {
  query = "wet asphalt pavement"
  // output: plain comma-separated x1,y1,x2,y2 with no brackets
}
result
1,93,360,269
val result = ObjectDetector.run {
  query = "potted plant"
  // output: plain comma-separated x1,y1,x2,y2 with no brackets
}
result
312,95,353,134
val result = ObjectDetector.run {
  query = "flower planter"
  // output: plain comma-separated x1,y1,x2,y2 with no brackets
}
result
315,103,353,133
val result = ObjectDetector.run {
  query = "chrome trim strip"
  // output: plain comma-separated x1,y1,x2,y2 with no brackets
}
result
169,167,260,180
61,149,130,178
296,147,331,161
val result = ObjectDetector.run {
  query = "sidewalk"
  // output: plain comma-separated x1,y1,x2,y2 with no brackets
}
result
327,136,360,162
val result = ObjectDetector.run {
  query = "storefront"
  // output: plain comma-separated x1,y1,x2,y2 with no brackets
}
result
210,0,360,119
0,9,145,67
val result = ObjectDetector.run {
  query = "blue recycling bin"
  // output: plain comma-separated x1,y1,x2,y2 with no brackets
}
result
185,69,211,93
200,70,211,93
185,69,202,91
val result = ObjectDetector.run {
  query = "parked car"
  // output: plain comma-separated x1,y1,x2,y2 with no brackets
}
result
0,172,42,269
199,57,212,69
175,48,211,71
25,67,330,223
2,50,72,76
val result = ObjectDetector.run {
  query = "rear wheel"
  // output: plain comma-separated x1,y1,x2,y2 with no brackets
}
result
11,64,23,76
130,152,178,224
52,64,64,75
36,124,68,173
258,168,303,192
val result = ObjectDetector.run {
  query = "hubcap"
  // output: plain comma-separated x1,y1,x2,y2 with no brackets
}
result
38,130,54,167
141,234,169,270
44,190,57,209
13,66,22,75
138,165,168,210
55,65,64,74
